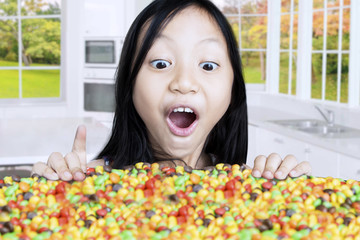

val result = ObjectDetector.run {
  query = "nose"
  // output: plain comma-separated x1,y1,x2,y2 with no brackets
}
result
169,64,200,94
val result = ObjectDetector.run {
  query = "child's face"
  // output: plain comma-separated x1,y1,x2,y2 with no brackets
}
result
133,7,233,165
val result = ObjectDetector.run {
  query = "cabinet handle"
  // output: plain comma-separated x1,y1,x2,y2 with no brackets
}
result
357,170,360,175
274,138,284,144
304,148,311,153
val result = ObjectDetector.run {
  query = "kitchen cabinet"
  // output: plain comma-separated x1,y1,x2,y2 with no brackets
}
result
83,0,130,37
339,154,360,181
306,145,338,178
247,126,356,179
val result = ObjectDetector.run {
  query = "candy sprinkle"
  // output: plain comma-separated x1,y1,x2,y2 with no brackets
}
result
1,163,360,239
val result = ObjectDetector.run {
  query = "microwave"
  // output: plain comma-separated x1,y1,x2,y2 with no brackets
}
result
84,37,123,68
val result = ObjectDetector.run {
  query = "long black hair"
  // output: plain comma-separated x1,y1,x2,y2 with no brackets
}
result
97,0,248,169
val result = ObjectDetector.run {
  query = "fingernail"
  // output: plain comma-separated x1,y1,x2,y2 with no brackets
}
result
45,173,59,180
63,171,72,179
75,171,84,180
252,170,261,178
275,171,283,178
264,171,273,179
290,170,297,177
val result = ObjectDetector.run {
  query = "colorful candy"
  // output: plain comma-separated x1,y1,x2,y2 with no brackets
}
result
1,163,360,239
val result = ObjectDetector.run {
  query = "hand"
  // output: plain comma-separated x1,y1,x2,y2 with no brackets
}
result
31,125,103,181
251,153,311,180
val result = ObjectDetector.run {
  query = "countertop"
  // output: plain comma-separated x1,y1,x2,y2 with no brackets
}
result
0,117,111,166
248,105,360,159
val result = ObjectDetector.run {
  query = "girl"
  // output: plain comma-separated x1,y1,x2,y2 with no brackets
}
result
32,0,311,181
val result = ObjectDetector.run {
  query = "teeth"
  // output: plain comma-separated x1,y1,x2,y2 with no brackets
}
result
173,107,194,113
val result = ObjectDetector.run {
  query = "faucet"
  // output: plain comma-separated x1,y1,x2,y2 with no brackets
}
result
314,105,335,126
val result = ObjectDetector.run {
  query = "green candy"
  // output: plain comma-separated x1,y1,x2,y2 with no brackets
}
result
291,229,310,240
2,232,18,240
5,185,18,196
120,230,136,240
94,175,109,186
237,229,252,240
175,176,187,186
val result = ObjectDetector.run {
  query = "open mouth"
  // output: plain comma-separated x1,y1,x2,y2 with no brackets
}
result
167,107,198,136
169,107,197,128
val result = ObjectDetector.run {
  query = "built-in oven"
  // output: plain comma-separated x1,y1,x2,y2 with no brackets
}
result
84,37,123,68
82,37,124,123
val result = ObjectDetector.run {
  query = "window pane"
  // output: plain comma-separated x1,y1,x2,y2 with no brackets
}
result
312,11,324,50
328,0,340,8
311,53,323,99
291,52,297,95
280,15,290,49
281,0,298,13
279,52,289,94
215,0,239,14
227,16,240,47
325,54,337,101
0,0,17,16
0,70,19,98
327,9,339,50
314,0,324,9
344,0,351,6
280,14,298,50
242,51,266,84
240,0,267,14
340,54,349,103
0,19,19,66
21,18,61,66
342,8,350,50
21,0,61,16
241,16,267,49
22,70,60,98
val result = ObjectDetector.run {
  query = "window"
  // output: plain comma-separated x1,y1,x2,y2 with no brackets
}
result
311,0,351,103
0,0,61,101
215,0,359,107
279,0,298,95
212,0,268,85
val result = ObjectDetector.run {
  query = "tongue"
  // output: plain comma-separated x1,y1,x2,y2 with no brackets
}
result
169,112,196,128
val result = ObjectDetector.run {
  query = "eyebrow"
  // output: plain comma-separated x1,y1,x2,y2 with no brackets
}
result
156,33,222,46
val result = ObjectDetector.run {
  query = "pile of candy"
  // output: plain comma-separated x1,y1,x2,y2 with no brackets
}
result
1,163,360,240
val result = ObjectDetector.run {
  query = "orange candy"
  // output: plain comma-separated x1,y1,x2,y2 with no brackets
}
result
190,173,201,184
109,172,120,184
19,181,30,192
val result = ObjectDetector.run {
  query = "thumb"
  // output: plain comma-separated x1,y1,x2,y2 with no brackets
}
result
72,125,87,172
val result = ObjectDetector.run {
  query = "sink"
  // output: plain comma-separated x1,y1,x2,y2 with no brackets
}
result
269,119,360,138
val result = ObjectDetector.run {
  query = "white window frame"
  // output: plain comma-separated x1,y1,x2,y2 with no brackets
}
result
266,0,360,107
0,0,62,103
0,0,82,118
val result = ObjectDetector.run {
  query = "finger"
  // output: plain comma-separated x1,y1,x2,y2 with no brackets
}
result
274,154,298,179
72,125,87,172
31,162,59,180
252,155,267,178
48,152,73,181
289,161,312,177
65,152,86,181
263,153,282,179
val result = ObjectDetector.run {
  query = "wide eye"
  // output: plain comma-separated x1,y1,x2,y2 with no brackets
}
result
199,62,219,71
150,60,171,69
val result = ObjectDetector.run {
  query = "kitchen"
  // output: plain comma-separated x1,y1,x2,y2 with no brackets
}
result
0,0,360,180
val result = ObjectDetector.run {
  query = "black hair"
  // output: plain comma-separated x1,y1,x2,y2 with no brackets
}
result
97,0,248,169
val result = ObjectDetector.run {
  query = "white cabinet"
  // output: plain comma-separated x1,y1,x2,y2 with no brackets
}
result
254,128,308,162
247,126,351,179
339,154,360,180
306,145,338,178
83,0,131,37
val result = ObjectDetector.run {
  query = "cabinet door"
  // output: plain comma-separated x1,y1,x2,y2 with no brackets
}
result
247,124,258,168
339,154,360,180
307,145,338,178
254,128,308,164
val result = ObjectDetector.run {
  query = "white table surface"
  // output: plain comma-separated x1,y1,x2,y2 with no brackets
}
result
0,117,111,165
